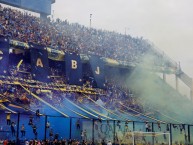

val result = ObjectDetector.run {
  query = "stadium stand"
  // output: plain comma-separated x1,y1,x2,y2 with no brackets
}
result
0,5,150,62
0,4,193,145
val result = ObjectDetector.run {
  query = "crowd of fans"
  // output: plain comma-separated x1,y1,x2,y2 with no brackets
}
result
0,4,181,144
0,77,143,119
0,138,85,145
0,60,145,143
0,4,153,63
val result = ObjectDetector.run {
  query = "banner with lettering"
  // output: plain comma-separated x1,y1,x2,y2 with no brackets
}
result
65,53,83,85
0,36,9,75
30,43,50,82
89,55,105,89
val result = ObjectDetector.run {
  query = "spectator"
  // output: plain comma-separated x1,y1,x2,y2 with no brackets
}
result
107,140,112,145
21,124,25,137
145,122,149,132
11,121,15,137
28,116,33,126
49,129,54,140
101,139,106,145
46,121,50,129
6,112,11,125
76,119,80,130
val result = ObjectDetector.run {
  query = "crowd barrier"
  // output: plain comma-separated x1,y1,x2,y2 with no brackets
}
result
0,112,192,144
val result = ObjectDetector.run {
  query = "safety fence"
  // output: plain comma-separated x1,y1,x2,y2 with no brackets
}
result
0,112,193,145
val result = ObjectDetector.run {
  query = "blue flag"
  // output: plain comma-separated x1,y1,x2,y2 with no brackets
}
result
30,43,50,82
89,55,105,89
65,53,83,85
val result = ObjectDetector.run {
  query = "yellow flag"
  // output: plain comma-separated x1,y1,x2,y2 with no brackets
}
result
17,59,23,70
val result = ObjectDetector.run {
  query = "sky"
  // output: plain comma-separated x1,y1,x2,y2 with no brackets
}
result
52,0,193,78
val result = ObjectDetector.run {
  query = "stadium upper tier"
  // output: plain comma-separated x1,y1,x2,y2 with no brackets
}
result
0,5,179,72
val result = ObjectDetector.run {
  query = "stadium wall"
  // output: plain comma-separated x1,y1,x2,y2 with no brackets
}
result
0,0,53,15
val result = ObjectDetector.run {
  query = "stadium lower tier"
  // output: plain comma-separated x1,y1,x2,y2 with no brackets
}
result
0,112,192,145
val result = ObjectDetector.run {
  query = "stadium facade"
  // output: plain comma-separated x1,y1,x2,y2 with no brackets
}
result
0,0,55,18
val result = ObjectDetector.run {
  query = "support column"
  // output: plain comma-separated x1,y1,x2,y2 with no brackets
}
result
191,79,193,101
152,122,154,132
69,118,72,139
188,125,190,144
152,123,154,145
113,120,116,144
175,75,179,91
44,115,47,141
133,121,135,131
191,89,193,101
133,121,135,145
170,124,172,145
163,73,166,81
92,119,94,143
16,113,20,144
16,113,20,138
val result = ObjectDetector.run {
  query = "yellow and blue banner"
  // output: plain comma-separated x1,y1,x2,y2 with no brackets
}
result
89,55,105,89
65,53,83,85
30,43,50,82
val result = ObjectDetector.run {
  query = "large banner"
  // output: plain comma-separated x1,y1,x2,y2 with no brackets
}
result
0,36,9,75
65,53,83,85
47,47,65,61
89,55,105,89
30,44,50,82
